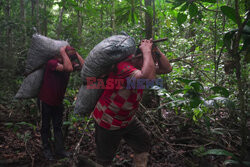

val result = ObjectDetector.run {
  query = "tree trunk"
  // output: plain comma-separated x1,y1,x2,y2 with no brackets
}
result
31,0,35,26
77,0,83,47
57,6,65,38
43,0,47,36
100,0,103,36
232,0,248,162
36,0,40,33
20,0,26,45
213,0,219,84
145,0,152,39
111,0,115,34
5,0,11,55
246,0,250,11
152,0,156,37
4,0,12,67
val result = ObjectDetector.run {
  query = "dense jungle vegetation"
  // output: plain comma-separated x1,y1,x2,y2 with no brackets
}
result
0,0,249,166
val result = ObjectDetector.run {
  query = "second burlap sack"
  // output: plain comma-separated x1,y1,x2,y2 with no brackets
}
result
15,34,69,99
15,68,45,99
25,33,69,74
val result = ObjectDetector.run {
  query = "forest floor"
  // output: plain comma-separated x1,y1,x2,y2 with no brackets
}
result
0,102,248,167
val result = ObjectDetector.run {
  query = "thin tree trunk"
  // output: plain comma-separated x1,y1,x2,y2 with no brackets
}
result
111,0,115,34
139,0,143,17
145,0,152,39
139,0,143,39
100,0,103,36
57,6,65,38
36,0,40,33
232,0,248,162
152,0,156,37
31,0,35,26
246,0,250,11
153,0,155,25
43,0,47,36
213,0,218,84
20,0,26,45
77,0,83,47
5,0,11,59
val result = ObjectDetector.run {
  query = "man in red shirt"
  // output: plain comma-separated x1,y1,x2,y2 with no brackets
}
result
92,39,172,167
38,46,84,160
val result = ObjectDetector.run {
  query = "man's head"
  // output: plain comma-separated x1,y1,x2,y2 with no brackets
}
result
65,46,82,71
65,46,77,61
54,46,78,66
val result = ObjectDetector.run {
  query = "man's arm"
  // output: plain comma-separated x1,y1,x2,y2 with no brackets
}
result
76,52,85,67
56,46,73,72
154,47,172,74
133,39,156,79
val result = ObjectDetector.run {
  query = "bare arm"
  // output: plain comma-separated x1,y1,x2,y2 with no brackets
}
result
76,52,85,67
133,39,156,79
155,47,172,74
56,46,73,72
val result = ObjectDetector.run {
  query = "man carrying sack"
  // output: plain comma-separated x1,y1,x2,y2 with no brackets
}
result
38,46,84,160
91,38,172,167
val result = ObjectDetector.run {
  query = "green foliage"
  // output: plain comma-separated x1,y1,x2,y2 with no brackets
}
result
202,149,250,166
220,6,238,24
242,25,250,63
210,86,229,97
200,0,216,3
0,0,249,164
224,160,250,166
223,29,237,51
157,78,233,122
202,149,236,158
171,0,186,9
17,131,32,143
189,3,198,18
222,19,250,64
115,0,143,25
177,13,187,26
5,121,36,132
193,146,206,157
16,122,37,131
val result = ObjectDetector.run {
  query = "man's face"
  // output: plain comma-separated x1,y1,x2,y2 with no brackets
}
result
67,50,76,57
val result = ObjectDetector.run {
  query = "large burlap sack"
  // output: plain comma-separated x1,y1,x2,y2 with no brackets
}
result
25,34,69,74
74,34,136,115
15,68,44,99
74,84,104,116
81,35,136,83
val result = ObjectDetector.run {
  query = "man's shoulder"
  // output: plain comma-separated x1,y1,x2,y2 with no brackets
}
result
45,58,60,71
116,61,134,70
47,58,58,64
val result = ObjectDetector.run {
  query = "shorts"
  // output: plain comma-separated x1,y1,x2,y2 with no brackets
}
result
95,117,151,166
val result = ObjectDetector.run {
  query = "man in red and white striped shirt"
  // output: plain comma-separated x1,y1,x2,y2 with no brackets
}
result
92,38,172,167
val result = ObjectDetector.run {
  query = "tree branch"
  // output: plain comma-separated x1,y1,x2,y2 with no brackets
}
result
197,2,219,12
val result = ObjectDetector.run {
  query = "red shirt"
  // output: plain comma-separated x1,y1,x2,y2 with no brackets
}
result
92,61,143,130
38,59,70,106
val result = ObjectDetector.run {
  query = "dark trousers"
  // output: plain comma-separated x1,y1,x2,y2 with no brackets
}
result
37,99,64,152
95,117,151,166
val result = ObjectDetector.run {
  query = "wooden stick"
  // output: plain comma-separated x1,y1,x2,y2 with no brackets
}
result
152,38,168,43
71,115,92,167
